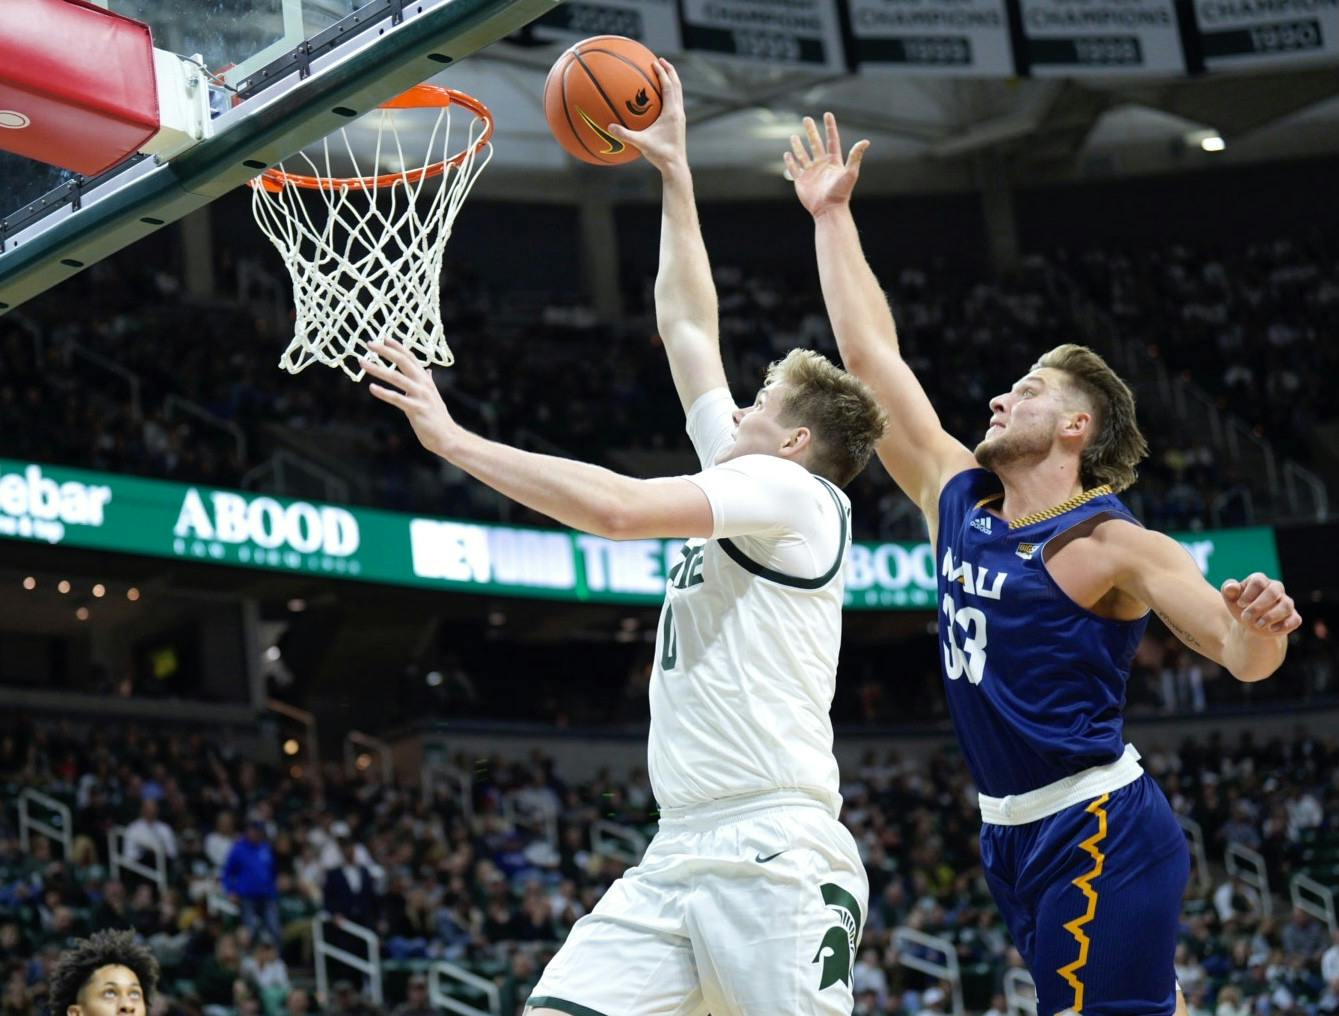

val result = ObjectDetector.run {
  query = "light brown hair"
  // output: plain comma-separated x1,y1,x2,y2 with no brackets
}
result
765,349,888,487
1035,343,1148,492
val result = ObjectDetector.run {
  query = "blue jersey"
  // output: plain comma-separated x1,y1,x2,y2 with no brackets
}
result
936,468,1148,798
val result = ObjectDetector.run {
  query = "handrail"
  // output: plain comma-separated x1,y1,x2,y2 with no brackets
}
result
1003,967,1038,1016
313,911,382,1006
1291,873,1336,935
267,697,319,768
207,886,241,918
242,448,351,502
502,790,558,848
164,393,247,462
108,824,168,895
19,789,72,858
429,960,501,1015
1176,815,1211,896
1225,842,1272,918
591,819,648,866
422,762,474,826
1284,459,1329,520
61,340,144,419
344,731,393,785
892,927,963,1016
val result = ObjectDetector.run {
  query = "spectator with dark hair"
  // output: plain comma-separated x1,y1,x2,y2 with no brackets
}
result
1281,906,1328,964
322,837,377,930
388,974,433,1016
47,928,159,1016
222,820,281,947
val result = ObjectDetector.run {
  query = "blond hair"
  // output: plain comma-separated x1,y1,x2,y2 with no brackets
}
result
1035,343,1148,492
764,349,887,487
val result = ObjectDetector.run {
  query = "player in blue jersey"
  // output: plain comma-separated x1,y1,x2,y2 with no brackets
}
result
784,115,1303,1016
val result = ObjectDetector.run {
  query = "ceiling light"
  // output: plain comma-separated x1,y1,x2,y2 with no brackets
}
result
92,583,106,598
127,587,141,601
265,646,282,662
22,576,35,590
1200,134,1225,152
76,607,90,621
57,580,71,594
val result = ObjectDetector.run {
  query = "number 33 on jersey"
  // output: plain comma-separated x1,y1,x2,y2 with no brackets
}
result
941,545,1005,685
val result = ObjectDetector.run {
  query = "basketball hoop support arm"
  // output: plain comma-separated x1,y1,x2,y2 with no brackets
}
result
0,0,561,315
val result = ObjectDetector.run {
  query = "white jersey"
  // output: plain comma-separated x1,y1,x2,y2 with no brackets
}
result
647,388,851,817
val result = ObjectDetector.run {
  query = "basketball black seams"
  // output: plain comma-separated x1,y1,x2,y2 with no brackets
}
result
585,47,662,102
559,60,601,161
573,51,631,131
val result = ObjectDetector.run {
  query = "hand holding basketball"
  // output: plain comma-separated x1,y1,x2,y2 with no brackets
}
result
363,340,460,457
784,112,871,218
1221,573,1301,636
605,59,686,174
543,36,664,166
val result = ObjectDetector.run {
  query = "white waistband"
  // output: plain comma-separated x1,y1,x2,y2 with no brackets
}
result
658,789,834,830
978,744,1144,826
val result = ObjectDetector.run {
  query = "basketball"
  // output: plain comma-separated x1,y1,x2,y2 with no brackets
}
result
543,35,663,166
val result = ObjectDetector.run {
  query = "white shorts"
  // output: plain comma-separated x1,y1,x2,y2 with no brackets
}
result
527,790,868,1016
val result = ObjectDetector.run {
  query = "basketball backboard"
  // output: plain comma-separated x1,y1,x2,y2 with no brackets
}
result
0,0,560,313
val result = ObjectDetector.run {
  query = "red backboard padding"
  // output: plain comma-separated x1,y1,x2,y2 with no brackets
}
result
0,0,159,177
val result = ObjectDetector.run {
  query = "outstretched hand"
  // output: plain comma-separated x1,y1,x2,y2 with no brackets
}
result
606,59,686,173
784,112,870,218
1221,573,1301,637
362,339,460,457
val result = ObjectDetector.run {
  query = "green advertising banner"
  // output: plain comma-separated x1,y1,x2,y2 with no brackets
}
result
0,458,1280,610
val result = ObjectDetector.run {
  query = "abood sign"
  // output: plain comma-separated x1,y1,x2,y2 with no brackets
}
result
0,458,1282,611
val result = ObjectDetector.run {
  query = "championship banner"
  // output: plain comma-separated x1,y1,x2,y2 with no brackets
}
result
1194,0,1339,69
847,0,1015,75
532,0,683,52
0,458,1279,612
1019,0,1186,74
678,0,848,69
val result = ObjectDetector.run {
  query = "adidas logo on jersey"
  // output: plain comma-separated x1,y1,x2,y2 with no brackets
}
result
970,516,992,534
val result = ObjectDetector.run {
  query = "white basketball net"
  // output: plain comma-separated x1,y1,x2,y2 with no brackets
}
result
250,101,492,381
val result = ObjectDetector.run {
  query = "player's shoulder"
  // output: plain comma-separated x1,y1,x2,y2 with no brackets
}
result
724,454,849,512
937,467,999,514
1083,515,1185,569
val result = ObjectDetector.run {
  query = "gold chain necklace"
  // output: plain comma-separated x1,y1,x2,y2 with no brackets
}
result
976,485,1114,530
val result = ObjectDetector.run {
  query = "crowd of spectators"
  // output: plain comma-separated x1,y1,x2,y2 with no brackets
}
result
5,221,1333,540
1062,236,1339,467
3,717,1338,1016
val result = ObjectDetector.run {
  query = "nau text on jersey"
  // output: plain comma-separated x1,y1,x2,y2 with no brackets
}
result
941,547,1007,600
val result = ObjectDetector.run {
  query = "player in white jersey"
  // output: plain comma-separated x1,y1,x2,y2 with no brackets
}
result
363,59,886,1016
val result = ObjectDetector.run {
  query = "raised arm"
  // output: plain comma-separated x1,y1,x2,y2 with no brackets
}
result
363,340,713,541
785,114,975,532
608,59,728,416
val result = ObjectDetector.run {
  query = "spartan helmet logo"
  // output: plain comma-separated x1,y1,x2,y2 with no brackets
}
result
813,883,862,990
626,88,651,116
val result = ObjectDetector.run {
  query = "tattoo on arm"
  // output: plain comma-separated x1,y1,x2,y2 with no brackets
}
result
1156,610,1204,651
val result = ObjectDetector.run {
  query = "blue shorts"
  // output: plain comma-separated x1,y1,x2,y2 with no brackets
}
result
980,774,1189,1016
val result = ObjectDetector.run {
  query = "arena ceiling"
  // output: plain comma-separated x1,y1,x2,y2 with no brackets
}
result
432,43,1339,198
